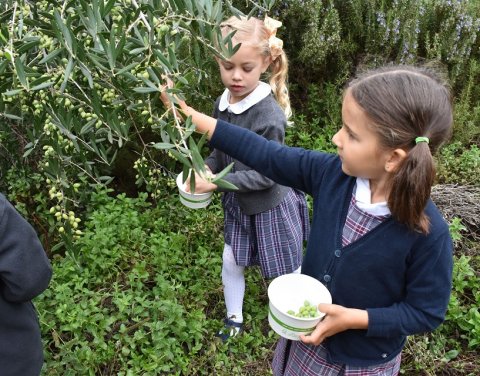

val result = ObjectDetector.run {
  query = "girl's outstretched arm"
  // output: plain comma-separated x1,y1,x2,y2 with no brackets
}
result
159,85,322,195
178,101,217,139
159,79,217,137
160,76,217,140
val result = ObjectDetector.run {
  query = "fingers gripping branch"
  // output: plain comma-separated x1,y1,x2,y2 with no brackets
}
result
159,78,184,122
159,78,217,139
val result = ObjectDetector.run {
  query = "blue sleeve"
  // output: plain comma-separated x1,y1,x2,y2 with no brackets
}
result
0,196,52,303
366,218,453,337
211,119,334,195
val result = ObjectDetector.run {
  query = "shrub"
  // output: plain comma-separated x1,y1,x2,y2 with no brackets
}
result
286,82,340,154
436,142,480,186
0,0,266,248
273,0,480,115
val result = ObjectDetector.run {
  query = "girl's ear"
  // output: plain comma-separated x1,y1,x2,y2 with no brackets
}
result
261,56,272,73
385,148,407,173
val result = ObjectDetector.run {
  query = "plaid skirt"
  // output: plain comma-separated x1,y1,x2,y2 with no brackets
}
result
272,339,402,376
222,188,310,279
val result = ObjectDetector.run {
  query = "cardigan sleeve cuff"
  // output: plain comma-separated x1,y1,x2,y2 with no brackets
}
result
366,308,394,338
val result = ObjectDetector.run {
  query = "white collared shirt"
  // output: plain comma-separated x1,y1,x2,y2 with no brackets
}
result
218,81,272,114
355,177,391,216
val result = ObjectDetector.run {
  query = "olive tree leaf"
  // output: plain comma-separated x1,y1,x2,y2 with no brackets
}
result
169,149,192,167
167,46,178,70
133,86,159,93
212,162,237,190
189,138,205,173
196,131,208,151
212,162,233,181
78,61,94,88
101,0,117,17
14,58,28,89
153,49,172,71
152,142,175,150
3,113,22,120
4,89,23,96
53,10,76,55
60,57,75,93
17,40,38,55
31,81,54,91
214,178,238,190
38,48,65,64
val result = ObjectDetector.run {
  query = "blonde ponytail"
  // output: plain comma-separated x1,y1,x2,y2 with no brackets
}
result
269,51,292,120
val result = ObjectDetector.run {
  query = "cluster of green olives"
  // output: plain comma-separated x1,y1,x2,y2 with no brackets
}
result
287,300,319,318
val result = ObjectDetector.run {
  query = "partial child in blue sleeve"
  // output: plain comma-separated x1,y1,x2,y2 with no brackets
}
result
0,193,52,376
169,65,454,375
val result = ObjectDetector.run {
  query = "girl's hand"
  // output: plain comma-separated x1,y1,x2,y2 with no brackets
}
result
159,77,184,121
185,170,217,194
159,78,217,138
299,304,369,346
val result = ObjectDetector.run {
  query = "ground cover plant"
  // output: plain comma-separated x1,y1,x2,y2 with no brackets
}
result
36,189,278,375
1,0,479,374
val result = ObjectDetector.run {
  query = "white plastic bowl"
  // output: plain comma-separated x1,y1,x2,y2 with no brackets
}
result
268,273,332,341
176,172,212,209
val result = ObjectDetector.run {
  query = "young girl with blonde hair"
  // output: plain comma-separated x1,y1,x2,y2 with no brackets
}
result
181,15,310,340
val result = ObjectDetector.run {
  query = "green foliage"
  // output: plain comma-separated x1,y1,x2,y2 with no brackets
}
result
401,333,456,375
274,0,480,120
37,192,205,374
297,2,342,69
0,0,273,245
443,255,480,349
450,59,480,146
286,82,340,154
436,142,480,186
401,253,480,374
36,189,277,374
449,217,467,245
1,166,64,248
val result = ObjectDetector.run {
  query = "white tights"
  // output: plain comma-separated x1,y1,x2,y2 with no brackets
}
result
222,244,245,323
221,244,301,324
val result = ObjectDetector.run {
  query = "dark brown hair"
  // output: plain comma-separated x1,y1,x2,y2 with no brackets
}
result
347,65,453,233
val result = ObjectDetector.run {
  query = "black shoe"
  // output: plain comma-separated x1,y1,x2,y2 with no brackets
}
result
216,317,243,342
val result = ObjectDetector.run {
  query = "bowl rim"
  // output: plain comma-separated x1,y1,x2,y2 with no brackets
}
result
267,273,332,320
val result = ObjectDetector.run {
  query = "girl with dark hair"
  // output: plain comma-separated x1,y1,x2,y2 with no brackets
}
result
165,64,454,374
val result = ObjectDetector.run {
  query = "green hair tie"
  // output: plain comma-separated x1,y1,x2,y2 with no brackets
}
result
415,136,429,144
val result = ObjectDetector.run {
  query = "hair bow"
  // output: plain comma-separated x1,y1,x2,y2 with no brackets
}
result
264,16,283,60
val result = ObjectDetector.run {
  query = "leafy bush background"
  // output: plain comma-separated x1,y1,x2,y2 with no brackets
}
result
0,0,479,374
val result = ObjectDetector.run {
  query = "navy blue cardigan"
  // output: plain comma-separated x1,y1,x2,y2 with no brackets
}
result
0,194,52,375
211,120,453,366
